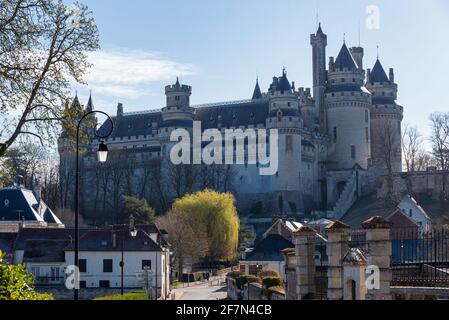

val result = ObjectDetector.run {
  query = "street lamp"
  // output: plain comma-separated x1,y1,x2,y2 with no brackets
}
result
97,141,109,164
74,110,113,301
121,217,138,296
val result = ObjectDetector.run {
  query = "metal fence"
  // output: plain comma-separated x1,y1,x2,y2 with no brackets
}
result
391,228,449,287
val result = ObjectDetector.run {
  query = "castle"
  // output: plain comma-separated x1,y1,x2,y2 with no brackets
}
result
58,24,403,221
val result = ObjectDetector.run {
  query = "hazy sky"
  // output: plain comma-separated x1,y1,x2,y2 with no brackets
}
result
70,0,449,144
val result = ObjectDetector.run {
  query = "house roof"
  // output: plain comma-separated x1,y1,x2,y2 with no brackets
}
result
23,240,69,263
0,186,62,225
64,228,162,252
14,228,80,250
245,234,294,262
398,195,431,220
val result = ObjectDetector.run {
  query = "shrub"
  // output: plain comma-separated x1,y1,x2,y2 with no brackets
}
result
267,286,285,295
262,276,282,289
259,269,281,279
227,271,243,279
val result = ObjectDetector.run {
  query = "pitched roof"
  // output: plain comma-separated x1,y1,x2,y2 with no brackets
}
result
369,59,390,83
245,234,294,262
64,228,162,252
0,187,62,225
23,239,69,263
252,79,263,100
334,43,358,70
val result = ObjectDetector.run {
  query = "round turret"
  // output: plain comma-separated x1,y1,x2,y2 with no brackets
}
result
325,43,372,170
366,59,403,173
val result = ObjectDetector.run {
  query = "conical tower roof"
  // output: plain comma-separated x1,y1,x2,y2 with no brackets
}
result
369,59,390,83
252,79,263,100
334,43,357,70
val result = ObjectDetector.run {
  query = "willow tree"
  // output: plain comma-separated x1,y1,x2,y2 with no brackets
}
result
0,0,100,157
172,190,240,261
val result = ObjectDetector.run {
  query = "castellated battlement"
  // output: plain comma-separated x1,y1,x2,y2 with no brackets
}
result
370,105,404,120
165,83,192,94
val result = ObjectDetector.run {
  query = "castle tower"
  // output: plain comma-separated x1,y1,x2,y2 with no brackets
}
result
161,77,194,125
266,69,304,213
366,59,403,173
310,23,328,132
325,43,372,170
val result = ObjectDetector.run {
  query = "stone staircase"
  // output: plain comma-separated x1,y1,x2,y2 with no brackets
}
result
331,171,357,220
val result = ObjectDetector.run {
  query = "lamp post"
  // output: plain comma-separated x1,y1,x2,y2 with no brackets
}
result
121,217,138,295
74,110,113,301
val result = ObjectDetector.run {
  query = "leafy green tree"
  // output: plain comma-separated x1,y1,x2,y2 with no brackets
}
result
123,196,155,225
172,189,240,261
0,251,53,300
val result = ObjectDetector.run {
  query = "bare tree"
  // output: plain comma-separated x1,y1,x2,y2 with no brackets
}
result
157,212,209,279
378,121,401,202
0,0,99,156
402,124,424,172
429,112,449,198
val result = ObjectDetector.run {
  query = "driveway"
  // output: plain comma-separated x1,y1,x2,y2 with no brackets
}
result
173,283,227,300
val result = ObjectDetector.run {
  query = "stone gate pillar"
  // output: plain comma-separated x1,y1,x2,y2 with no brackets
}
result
362,216,392,300
293,226,316,299
326,221,350,300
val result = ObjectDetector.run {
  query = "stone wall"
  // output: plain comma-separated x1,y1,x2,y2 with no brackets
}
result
377,170,449,199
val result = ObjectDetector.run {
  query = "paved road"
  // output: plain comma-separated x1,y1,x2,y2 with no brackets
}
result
173,283,227,300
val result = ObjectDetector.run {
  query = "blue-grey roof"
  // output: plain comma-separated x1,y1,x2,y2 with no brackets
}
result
334,43,357,70
275,70,292,92
369,59,390,83
0,187,62,224
372,97,396,105
65,228,162,252
97,99,271,138
325,84,368,94
252,80,263,100
245,234,293,262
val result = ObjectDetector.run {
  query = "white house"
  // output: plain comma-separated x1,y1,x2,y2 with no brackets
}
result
3,224,171,300
397,195,432,233
64,226,170,299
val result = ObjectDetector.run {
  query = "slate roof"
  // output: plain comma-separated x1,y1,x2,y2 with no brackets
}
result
334,43,358,70
245,234,294,262
369,59,390,84
97,99,271,138
252,80,263,100
64,228,162,252
0,187,62,225
275,70,292,92
325,84,370,94
23,240,69,263
14,228,80,250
